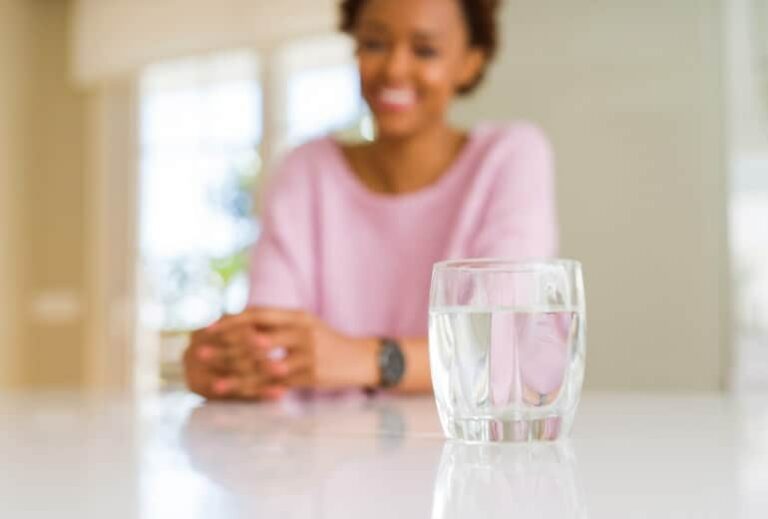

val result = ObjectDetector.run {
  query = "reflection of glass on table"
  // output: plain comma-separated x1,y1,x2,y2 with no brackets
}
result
432,441,586,519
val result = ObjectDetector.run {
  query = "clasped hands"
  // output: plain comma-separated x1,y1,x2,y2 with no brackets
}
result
184,308,378,400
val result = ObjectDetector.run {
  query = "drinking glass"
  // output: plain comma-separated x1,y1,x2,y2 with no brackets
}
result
428,259,586,442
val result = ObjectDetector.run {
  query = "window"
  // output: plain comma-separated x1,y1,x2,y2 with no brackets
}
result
139,51,262,385
286,64,366,146
731,155,768,391
137,41,366,388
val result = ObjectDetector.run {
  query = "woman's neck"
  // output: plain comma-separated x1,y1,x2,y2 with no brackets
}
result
358,122,467,195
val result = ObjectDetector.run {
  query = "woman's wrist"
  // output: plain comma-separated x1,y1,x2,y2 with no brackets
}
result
351,337,380,388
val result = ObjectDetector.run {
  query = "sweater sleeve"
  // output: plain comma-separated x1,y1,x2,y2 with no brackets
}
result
247,149,316,311
470,124,559,260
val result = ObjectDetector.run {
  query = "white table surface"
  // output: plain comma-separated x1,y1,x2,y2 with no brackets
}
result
1,390,767,518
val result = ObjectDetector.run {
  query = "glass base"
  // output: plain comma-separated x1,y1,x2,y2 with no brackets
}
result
444,416,566,443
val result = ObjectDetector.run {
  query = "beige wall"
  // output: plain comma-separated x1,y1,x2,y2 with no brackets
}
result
24,0,88,387
0,0,88,389
0,0,29,388
72,0,337,85
454,1,729,390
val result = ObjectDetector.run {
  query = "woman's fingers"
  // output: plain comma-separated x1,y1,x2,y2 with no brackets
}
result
187,366,284,400
185,336,279,399
184,310,320,399
254,326,307,352
267,352,314,379
192,342,254,374
284,368,314,388
189,325,253,373
189,323,273,373
185,352,314,398
194,322,256,348
245,307,309,327
212,374,285,400
207,307,308,333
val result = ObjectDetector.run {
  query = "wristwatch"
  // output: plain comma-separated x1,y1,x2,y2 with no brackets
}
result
377,338,405,388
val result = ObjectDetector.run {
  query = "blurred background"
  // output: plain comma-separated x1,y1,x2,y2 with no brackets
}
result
0,0,765,394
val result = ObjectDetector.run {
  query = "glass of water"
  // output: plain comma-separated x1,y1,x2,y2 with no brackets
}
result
428,259,586,442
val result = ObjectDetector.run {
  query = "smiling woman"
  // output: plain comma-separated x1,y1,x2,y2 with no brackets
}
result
183,0,560,400
340,0,499,95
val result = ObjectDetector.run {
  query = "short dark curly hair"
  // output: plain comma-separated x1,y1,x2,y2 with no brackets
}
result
339,0,501,95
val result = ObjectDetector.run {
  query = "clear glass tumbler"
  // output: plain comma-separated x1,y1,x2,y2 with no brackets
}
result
428,259,586,442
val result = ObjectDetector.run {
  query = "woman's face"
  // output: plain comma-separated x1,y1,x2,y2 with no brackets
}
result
353,0,484,139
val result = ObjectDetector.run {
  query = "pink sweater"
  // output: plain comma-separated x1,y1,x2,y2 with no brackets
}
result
248,122,558,339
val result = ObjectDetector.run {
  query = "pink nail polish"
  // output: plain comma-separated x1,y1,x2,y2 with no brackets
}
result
265,387,285,400
272,362,289,376
197,346,215,361
213,378,234,395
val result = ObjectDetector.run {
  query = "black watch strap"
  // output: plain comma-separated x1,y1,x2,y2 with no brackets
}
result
378,338,405,388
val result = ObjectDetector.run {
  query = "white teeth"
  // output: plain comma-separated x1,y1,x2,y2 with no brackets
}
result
380,88,416,106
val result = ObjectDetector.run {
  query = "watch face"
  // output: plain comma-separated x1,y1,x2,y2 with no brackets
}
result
380,339,405,388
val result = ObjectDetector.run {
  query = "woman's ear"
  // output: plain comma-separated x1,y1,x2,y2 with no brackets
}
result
457,48,486,91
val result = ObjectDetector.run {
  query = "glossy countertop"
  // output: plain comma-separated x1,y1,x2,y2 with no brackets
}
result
1,389,767,518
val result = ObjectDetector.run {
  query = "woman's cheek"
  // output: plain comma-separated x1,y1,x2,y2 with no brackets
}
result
418,66,458,110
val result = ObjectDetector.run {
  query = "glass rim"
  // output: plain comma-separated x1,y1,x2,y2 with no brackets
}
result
433,257,582,273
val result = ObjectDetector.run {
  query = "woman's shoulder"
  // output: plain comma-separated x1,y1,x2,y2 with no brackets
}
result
265,137,340,190
273,136,338,175
257,139,332,212
463,121,554,192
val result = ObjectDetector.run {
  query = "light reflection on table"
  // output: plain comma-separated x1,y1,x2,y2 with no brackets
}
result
1,390,766,518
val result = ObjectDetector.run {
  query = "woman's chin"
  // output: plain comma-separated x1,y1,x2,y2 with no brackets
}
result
373,119,421,141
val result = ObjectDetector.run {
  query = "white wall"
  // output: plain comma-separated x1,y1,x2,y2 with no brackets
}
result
453,1,729,390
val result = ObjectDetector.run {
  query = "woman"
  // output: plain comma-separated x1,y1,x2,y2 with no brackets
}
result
184,0,557,399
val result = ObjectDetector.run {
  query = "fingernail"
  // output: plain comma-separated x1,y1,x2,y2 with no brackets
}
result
267,347,288,361
271,362,289,376
265,387,286,400
213,378,235,395
197,346,215,361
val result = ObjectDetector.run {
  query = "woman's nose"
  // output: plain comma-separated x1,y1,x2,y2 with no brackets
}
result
383,44,412,83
